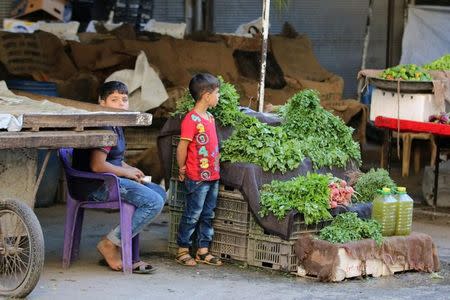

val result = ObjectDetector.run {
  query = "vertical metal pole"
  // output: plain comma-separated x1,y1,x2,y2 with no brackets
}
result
357,0,374,101
195,0,203,31
258,0,271,113
386,0,395,68
185,0,193,34
387,130,392,174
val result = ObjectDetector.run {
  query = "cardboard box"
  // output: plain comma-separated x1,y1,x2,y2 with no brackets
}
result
11,0,68,21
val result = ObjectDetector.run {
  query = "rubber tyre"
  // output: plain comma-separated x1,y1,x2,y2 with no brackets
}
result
0,199,45,298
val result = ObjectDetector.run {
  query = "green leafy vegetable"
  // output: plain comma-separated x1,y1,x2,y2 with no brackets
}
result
221,115,305,173
319,212,383,245
423,54,450,71
353,168,396,203
280,89,361,169
171,76,243,127
259,173,333,224
380,64,432,81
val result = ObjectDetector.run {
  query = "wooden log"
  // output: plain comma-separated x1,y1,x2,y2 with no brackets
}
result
0,130,117,149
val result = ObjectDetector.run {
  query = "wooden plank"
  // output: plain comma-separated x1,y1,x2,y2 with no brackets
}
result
0,130,117,149
11,91,153,129
22,113,153,131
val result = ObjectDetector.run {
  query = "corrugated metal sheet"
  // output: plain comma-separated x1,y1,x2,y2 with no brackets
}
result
213,0,387,98
153,0,184,23
0,1,12,26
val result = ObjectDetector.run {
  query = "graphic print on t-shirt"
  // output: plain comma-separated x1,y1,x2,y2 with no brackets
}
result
180,111,220,181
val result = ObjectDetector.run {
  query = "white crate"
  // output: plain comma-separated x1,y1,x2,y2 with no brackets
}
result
370,88,441,122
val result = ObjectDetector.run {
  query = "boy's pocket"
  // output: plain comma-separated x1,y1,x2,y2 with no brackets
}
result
184,178,203,194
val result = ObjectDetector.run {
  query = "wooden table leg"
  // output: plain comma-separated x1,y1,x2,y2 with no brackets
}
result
413,144,421,175
402,133,411,177
433,135,440,209
387,130,392,173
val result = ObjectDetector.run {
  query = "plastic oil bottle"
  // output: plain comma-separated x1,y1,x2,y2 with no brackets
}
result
371,187,397,236
394,187,413,236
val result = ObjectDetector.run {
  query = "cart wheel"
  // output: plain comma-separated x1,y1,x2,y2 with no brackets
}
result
0,199,44,298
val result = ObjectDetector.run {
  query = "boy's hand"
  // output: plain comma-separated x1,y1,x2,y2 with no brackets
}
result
178,165,186,181
124,167,145,182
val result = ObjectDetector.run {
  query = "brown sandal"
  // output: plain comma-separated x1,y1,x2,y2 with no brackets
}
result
195,252,223,266
175,250,197,267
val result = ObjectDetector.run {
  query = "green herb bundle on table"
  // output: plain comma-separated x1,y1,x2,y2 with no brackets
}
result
279,89,361,169
259,173,333,224
319,212,383,246
220,115,305,173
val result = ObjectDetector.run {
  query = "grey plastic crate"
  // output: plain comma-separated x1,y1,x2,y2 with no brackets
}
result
247,233,297,272
211,229,247,262
213,189,250,234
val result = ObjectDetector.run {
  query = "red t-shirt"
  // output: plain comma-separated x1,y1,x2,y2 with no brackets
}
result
180,110,220,181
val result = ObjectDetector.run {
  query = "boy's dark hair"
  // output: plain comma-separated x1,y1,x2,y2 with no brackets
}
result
189,73,220,101
99,81,128,102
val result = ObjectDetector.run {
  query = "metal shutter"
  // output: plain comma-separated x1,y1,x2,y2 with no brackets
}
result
213,0,389,98
153,0,184,23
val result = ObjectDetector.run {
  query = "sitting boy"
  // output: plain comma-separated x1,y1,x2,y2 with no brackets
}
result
72,81,166,274
175,73,223,266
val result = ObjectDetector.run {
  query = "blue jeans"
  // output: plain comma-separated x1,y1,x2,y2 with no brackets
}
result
177,179,219,248
90,177,166,246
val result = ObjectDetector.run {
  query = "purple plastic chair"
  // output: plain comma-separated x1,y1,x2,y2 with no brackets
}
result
58,148,139,274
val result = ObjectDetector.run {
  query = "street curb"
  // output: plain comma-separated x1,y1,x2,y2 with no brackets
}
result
414,208,450,224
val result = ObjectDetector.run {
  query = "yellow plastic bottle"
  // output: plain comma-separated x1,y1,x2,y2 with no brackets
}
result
371,187,397,236
395,187,413,236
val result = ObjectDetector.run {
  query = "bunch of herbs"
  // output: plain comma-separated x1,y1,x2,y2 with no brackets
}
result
221,115,304,173
279,89,361,169
353,168,396,202
171,76,243,127
319,212,383,245
259,173,332,224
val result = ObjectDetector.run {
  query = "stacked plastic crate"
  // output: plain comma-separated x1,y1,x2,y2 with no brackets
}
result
210,187,250,262
247,215,331,272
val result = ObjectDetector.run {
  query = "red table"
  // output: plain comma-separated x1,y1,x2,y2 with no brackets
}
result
375,116,450,207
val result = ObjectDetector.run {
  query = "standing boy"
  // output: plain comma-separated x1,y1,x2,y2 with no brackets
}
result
72,81,166,273
175,73,222,266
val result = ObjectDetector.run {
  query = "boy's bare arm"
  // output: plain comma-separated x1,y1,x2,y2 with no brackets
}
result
176,139,189,181
90,149,143,181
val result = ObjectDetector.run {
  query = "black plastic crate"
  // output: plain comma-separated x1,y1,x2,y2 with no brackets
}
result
170,135,180,179
168,179,187,211
250,215,331,240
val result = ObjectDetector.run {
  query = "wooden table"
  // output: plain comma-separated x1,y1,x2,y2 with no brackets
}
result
0,91,153,207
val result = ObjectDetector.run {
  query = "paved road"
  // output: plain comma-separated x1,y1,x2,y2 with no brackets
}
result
27,205,449,300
